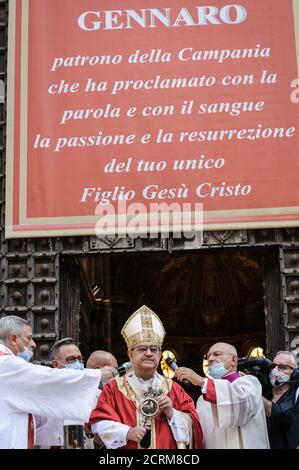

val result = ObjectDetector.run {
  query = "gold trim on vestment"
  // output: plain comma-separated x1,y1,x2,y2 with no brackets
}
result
115,374,173,449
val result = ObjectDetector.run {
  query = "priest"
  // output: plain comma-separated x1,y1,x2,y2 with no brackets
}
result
89,305,202,449
175,342,270,448
0,315,117,449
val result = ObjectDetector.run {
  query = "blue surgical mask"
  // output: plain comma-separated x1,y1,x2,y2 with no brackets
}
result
208,363,229,379
16,337,34,362
65,361,84,371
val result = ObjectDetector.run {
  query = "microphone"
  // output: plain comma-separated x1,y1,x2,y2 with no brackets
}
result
273,378,296,386
165,358,191,386
116,361,132,376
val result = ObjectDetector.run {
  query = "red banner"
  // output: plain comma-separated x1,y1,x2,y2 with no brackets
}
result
5,0,299,237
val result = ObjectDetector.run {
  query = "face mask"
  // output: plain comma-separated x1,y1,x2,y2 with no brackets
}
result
16,337,34,362
208,363,229,379
65,361,84,371
270,367,290,387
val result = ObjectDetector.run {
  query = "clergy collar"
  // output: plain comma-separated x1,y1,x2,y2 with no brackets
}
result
137,376,154,385
0,343,14,355
222,370,240,383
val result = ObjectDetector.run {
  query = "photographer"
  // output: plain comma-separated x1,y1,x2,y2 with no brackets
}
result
263,351,299,449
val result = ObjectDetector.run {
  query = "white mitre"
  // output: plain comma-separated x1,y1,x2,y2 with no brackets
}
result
121,305,166,349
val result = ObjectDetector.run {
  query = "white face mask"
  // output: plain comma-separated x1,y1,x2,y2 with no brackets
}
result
16,336,33,362
270,367,290,387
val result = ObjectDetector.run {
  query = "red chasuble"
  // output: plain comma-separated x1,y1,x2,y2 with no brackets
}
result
89,375,202,449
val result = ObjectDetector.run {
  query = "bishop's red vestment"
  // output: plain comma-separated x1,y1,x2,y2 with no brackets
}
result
90,374,202,449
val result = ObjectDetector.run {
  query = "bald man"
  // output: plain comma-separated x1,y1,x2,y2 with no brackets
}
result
86,350,118,371
85,350,118,449
263,351,299,448
175,342,269,449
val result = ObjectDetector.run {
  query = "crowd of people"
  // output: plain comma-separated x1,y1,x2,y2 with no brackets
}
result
0,307,298,449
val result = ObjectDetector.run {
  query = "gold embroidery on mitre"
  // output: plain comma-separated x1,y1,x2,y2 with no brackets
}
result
121,305,165,349
141,315,153,329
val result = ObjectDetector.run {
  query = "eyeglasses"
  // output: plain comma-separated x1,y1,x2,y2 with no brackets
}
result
204,351,233,360
64,355,84,364
133,346,160,354
272,363,294,372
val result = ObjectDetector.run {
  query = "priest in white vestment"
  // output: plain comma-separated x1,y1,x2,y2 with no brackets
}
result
0,315,117,449
175,342,270,449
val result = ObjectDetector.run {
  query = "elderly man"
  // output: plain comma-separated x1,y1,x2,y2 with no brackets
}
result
0,315,117,449
89,305,202,449
175,342,269,449
263,350,299,448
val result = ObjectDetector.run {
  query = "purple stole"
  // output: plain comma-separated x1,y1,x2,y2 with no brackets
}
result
222,371,240,383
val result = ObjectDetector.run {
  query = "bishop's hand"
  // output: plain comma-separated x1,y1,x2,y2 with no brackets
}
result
127,425,147,443
156,394,173,419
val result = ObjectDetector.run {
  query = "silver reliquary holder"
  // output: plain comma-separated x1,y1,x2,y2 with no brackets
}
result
139,386,163,449
140,385,162,419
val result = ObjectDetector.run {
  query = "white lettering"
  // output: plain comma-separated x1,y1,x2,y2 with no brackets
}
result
143,184,188,200
78,11,101,31
196,182,251,198
220,4,247,24
78,5,248,31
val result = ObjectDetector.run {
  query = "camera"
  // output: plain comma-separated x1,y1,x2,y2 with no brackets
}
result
237,356,273,372
237,357,273,398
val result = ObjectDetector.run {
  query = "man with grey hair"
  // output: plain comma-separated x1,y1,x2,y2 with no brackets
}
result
0,315,36,360
0,315,117,449
175,342,269,448
263,350,299,448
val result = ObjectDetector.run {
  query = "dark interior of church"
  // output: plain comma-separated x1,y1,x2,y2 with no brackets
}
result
77,248,272,378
